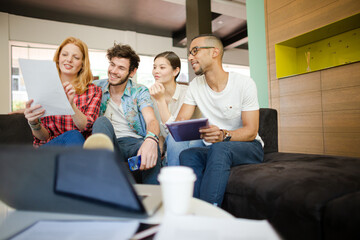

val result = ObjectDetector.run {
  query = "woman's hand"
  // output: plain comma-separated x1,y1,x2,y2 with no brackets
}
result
149,82,165,101
24,99,49,140
24,99,45,123
63,81,76,105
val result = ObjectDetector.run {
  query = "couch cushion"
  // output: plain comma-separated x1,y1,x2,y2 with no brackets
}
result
263,152,326,163
222,153,360,240
0,114,33,144
323,191,360,240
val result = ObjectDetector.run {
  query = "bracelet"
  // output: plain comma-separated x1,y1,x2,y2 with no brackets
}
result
146,131,159,142
28,120,41,131
145,136,159,144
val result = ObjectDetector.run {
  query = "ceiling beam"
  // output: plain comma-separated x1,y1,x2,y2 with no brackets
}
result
172,27,187,48
163,0,246,19
170,0,247,48
221,26,248,49
172,12,220,48
211,0,246,19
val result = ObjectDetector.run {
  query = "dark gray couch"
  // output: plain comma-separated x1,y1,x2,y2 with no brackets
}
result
221,109,360,240
1,109,360,240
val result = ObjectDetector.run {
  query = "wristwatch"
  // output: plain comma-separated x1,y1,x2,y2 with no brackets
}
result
221,129,232,142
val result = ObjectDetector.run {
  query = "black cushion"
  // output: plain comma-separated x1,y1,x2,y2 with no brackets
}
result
223,154,360,240
323,191,360,240
0,114,33,144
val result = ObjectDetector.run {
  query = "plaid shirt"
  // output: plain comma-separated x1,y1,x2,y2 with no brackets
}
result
33,84,102,147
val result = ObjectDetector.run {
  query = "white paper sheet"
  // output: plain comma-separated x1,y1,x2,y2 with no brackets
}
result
155,215,281,240
19,59,75,117
9,220,140,240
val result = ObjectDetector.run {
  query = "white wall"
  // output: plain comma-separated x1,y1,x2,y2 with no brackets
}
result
0,13,10,114
0,13,249,113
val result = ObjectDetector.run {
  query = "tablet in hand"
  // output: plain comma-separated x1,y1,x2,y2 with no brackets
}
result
166,118,209,142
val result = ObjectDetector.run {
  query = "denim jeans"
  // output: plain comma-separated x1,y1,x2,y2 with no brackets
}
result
180,140,264,206
92,116,161,184
165,133,204,166
43,130,85,147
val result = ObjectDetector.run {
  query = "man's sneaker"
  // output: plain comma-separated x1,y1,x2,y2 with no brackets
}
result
83,133,114,151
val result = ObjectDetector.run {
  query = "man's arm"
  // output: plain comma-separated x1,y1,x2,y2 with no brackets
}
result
230,110,259,141
200,110,259,143
175,103,196,121
137,106,160,170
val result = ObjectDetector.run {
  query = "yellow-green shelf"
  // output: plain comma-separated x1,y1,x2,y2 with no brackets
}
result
275,13,360,79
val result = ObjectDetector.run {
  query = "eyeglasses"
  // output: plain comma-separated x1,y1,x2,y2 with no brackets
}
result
189,46,215,56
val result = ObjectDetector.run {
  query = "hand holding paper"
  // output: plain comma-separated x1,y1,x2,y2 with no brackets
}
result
24,99,46,123
19,59,75,117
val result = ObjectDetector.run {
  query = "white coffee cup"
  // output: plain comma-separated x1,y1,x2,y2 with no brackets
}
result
157,166,196,215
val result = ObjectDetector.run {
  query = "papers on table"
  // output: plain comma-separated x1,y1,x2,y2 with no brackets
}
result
9,220,139,240
155,215,281,240
18,59,75,117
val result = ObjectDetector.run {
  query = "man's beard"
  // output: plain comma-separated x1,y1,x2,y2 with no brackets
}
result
195,67,204,76
109,72,131,86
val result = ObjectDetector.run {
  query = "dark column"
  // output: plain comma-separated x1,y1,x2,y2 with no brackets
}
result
186,0,212,81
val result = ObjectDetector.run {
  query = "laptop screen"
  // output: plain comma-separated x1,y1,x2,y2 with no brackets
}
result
0,146,148,218
55,150,144,212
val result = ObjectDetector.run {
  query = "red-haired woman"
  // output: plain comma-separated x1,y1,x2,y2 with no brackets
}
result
24,37,102,147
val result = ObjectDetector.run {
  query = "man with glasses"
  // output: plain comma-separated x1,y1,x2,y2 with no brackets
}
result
172,34,264,206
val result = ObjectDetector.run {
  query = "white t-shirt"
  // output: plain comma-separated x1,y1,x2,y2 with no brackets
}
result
104,99,142,139
184,72,264,147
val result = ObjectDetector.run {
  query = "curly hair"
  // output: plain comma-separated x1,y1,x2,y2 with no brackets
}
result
53,37,93,94
154,51,181,81
106,43,140,73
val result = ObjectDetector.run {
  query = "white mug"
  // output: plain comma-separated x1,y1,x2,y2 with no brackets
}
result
158,166,196,215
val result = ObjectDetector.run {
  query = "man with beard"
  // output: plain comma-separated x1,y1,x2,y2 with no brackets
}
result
170,34,264,206
88,43,161,184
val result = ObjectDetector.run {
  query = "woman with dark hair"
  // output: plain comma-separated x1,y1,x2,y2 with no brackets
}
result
24,37,102,147
149,51,201,165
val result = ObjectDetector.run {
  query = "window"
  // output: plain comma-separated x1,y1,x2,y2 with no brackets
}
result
10,41,249,111
10,41,108,111
223,63,250,77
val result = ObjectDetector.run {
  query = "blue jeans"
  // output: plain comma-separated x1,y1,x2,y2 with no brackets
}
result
43,130,85,147
92,116,161,184
180,140,264,206
165,134,204,166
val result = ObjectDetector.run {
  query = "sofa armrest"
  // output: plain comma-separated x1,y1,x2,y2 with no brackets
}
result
259,108,278,154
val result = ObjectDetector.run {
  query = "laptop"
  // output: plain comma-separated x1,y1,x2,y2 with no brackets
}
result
0,145,162,218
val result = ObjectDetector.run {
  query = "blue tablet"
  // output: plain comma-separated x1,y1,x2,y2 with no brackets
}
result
166,118,209,142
